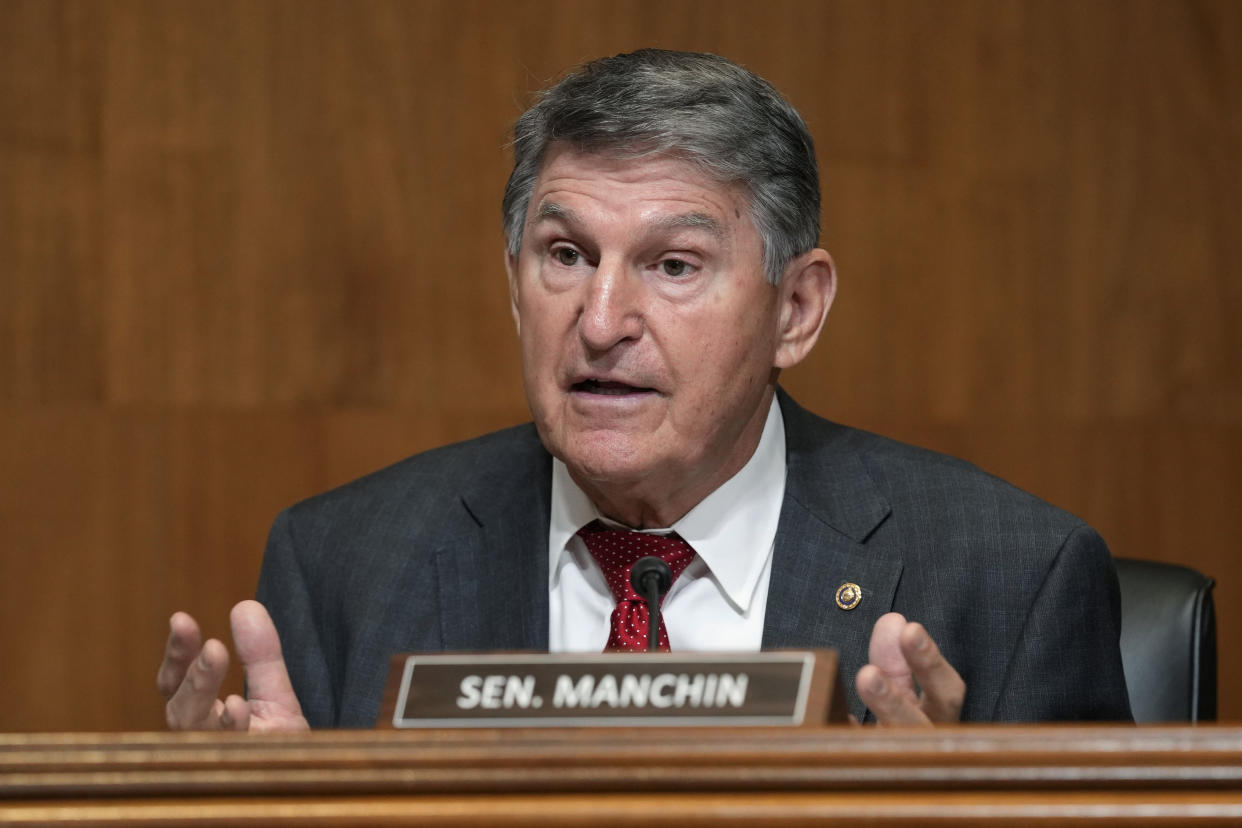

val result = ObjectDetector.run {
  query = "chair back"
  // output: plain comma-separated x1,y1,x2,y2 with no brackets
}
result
1114,557,1216,722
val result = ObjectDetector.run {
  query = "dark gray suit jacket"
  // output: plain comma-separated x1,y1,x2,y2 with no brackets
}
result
257,391,1132,727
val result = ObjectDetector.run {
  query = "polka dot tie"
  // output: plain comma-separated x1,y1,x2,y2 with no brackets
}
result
577,520,697,652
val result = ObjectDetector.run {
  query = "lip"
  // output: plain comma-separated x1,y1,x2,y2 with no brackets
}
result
569,377,657,395
565,377,663,410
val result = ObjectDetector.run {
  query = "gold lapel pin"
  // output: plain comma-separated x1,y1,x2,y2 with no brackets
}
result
835,582,862,611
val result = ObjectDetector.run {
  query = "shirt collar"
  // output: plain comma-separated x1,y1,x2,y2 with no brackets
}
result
549,395,787,613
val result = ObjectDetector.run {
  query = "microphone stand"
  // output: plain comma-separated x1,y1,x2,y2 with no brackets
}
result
630,556,674,652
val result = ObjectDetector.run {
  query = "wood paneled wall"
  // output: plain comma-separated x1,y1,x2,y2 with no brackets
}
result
2,0,1239,730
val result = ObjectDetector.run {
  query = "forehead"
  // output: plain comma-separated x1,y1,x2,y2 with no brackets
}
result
528,145,750,229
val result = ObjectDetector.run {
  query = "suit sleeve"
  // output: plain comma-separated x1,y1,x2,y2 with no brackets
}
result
255,508,338,728
990,525,1133,721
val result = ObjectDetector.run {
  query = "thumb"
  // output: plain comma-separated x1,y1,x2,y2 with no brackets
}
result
868,612,916,696
229,600,301,711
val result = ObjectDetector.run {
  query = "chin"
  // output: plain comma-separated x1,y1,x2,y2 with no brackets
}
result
556,435,653,486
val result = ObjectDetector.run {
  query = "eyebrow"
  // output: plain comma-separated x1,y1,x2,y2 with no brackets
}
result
531,201,727,242
650,211,726,241
532,201,577,225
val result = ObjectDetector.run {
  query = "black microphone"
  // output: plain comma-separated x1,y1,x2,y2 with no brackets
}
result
630,556,673,652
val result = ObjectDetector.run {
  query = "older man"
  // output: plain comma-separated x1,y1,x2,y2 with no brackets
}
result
158,50,1131,730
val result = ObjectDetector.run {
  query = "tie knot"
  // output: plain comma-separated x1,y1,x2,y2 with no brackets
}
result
577,521,697,603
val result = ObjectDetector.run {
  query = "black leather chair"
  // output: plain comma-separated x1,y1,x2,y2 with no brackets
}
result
1114,557,1216,722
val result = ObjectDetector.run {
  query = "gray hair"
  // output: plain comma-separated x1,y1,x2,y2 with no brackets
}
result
501,49,820,284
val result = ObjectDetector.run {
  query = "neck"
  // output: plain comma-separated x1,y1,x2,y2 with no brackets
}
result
577,482,700,530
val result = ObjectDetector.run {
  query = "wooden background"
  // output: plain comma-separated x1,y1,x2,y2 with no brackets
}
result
1,0,1238,731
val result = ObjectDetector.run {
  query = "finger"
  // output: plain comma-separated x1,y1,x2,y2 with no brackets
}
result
856,663,930,726
867,612,916,696
900,622,966,723
220,694,251,732
230,600,303,716
157,612,203,700
165,637,230,730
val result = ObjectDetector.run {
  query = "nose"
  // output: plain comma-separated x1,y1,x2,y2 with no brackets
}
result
577,259,644,352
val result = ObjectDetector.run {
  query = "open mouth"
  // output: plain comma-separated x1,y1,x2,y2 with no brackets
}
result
571,379,654,396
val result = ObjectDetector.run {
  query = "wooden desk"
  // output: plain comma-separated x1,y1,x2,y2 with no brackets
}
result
3,726,1242,825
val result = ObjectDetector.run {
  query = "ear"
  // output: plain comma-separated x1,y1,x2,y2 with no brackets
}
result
773,248,836,370
505,249,521,336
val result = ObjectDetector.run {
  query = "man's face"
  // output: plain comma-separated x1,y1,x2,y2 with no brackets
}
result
507,146,791,525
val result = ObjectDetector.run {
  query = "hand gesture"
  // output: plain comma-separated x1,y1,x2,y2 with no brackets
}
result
855,612,965,726
157,600,309,731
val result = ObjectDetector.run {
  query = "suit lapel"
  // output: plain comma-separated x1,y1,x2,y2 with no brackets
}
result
763,391,902,722
433,432,552,653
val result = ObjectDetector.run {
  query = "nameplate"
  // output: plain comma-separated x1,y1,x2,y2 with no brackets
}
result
377,650,844,728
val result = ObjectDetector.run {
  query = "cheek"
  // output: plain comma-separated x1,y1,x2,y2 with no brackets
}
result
667,331,758,416
518,300,573,398
687,307,773,372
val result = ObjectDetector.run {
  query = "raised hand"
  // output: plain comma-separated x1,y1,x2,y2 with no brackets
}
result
157,600,309,731
855,611,965,726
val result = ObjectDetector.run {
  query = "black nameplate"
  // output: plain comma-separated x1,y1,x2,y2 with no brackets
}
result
379,651,840,728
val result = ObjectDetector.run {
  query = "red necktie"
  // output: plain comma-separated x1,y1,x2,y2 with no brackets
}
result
577,521,697,652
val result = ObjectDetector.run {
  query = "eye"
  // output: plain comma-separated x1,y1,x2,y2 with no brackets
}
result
660,258,692,277
553,247,580,266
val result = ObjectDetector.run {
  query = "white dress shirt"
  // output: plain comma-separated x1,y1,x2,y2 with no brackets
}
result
547,396,787,652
